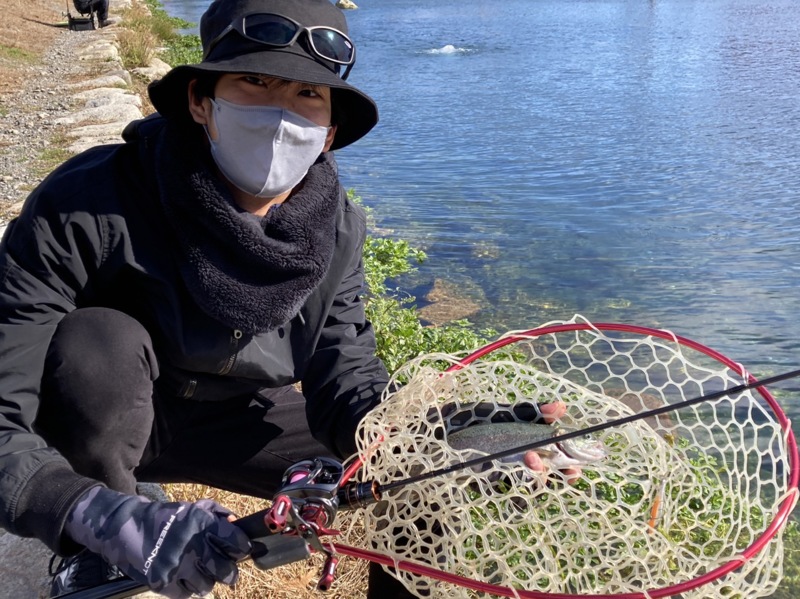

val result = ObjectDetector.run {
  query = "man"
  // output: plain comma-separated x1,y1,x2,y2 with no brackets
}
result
0,0,391,596
73,0,111,27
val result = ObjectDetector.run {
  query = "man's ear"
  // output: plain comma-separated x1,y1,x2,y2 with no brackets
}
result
187,80,211,126
323,125,338,152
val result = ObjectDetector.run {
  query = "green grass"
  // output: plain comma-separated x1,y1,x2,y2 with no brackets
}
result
0,45,36,62
30,132,75,179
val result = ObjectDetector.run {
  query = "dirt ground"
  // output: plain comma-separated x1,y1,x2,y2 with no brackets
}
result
0,0,69,96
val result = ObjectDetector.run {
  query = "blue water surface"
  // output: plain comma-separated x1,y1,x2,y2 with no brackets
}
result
161,0,800,422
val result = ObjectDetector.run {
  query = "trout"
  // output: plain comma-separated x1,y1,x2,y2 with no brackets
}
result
447,422,606,470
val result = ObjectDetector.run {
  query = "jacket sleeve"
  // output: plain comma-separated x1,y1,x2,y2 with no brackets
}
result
0,177,105,554
301,207,390,459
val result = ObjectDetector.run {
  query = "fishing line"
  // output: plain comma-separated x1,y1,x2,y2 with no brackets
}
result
376,367,800,495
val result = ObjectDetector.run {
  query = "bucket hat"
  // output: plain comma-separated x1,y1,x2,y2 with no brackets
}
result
148,0,377,150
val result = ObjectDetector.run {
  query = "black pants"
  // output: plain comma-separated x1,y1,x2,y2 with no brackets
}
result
34,307,336,497
73,0,108,21
34,307,412,596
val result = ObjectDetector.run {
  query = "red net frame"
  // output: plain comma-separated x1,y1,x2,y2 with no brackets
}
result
335,321,799,598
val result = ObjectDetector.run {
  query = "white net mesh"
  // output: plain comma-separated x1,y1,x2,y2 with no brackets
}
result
354,316,798,598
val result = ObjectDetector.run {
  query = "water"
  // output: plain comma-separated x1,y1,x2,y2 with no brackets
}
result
161,1,800,427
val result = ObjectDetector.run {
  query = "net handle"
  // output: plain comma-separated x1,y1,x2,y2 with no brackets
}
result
437,321,800,598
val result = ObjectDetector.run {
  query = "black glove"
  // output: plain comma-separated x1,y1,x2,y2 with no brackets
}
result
64,486,252,598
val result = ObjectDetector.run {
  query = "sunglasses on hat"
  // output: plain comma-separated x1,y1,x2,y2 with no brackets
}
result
205,12,357,80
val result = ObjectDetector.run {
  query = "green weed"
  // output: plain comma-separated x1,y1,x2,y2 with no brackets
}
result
0,45,35,62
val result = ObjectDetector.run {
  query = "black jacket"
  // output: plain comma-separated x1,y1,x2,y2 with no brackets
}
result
0,116,388,553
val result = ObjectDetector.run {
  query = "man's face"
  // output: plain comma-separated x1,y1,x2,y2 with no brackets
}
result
189,74,337,151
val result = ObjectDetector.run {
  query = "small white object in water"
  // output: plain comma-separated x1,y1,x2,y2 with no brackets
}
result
428,44,467,55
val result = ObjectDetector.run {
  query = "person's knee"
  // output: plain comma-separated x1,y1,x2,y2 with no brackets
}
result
39,308,158,427
36,309,158,489
46,307,159,392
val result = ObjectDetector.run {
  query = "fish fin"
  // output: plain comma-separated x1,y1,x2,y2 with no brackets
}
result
534,448,558,459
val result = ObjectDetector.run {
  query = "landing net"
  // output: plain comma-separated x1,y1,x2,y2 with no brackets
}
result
354,316,799,598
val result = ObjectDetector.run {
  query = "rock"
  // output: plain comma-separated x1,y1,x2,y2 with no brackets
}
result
104,68,134,86
0,530,53,599
69,117,142,137
68,73,130,90
56,103,144,127
136,482,169,502
418,278,485,325
67,137,120,154
71,87,142,107
336,0,358,9
77,41,120,62
132,57,172,82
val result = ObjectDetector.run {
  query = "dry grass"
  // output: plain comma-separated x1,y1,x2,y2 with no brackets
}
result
116,0,158,68
116,26,157,68
166,483,371,598
0,0,66,95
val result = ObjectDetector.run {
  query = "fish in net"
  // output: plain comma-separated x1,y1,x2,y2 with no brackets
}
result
354,316,798,598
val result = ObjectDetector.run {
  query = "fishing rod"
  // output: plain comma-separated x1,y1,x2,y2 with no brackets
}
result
373,367,800,495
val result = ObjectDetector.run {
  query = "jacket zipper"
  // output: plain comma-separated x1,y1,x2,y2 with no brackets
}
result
218,329,243,375
179,379,197,399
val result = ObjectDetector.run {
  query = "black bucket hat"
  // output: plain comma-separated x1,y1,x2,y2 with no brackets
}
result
148,0,378,150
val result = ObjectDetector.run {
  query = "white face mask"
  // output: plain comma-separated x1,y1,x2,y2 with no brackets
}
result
206,97,330,198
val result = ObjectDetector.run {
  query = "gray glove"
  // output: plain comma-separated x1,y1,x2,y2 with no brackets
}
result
64,486,252,598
